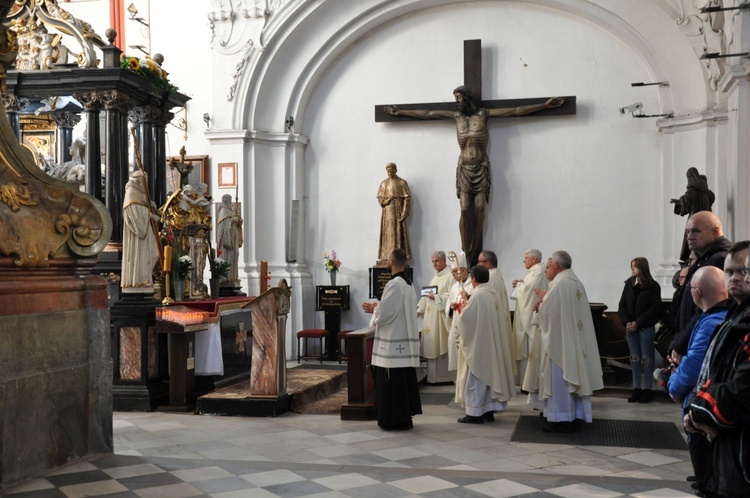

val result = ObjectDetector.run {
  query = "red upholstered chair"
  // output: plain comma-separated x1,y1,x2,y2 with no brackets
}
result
337,330,354,364
296,329,327,363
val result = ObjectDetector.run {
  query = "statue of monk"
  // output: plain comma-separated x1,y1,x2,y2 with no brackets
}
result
671,167,715,262
377,163,411,265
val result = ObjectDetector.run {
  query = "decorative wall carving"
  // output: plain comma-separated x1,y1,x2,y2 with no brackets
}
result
5,0,106,69
209,0,292,101
227,40,253,101
675,0,728,92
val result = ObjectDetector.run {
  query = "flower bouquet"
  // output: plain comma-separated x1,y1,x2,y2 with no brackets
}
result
209,255,231,281
175,255,192,281
323,250,342,285
171,251,192,300
120,54,179,93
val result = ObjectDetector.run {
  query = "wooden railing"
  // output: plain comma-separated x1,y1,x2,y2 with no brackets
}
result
340,325,376,420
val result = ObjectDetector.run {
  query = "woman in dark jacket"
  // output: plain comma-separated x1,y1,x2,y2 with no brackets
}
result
618,257,662,403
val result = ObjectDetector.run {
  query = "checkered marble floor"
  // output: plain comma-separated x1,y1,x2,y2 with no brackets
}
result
4,381,697,497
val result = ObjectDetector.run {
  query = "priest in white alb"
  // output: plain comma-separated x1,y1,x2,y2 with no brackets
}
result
445,251,472,372
454,266,516,424
536,251,603,433
511,249,547,391
417,250,455,383
478,250,516,377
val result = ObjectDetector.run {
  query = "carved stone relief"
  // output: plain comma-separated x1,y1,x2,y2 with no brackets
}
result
675,0,728,92
208,0,293,101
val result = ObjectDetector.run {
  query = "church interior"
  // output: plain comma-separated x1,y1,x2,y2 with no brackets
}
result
2,0,749,496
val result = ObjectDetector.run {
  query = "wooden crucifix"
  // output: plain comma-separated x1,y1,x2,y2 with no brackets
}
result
376,39,576,266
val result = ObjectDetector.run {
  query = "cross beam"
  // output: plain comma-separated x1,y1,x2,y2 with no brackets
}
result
375,40,576,121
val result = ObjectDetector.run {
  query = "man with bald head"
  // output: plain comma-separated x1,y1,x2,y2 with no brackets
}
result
672,211,732,363
684,241,750,496
668,266,729,407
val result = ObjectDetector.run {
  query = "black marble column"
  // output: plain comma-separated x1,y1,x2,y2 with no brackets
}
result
2,95,28,140
129,106,160,201
105,108,125,244
50,112,81,164
84,110,102,200
152,110,173,208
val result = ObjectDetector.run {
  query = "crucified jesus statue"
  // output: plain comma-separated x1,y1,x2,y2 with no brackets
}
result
384,86,564,267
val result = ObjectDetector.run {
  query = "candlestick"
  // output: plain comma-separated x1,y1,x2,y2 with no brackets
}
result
163,245,172,272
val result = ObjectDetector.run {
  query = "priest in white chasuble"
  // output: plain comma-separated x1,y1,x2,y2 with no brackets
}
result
511,249,548,387
537,251,604,433
446,252,472,372
417,251,455,383
478,250,516,376
454,266,516,424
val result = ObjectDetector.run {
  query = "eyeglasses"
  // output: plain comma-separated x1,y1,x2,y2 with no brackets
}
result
687,284,700,292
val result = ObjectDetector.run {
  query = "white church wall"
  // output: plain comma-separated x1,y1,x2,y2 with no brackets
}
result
298,1,695,330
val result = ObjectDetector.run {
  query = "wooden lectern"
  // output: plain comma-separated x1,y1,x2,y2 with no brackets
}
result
245,279,292,397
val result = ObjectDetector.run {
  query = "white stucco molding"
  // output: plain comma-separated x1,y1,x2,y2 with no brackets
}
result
718,60,750,94
656,109,729,131
209,0,295,53
675,0,727,98
230,0,707,133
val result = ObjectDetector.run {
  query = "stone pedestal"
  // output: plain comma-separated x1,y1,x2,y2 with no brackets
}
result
0,259,113,490
219,280,246,297
111,293,168,411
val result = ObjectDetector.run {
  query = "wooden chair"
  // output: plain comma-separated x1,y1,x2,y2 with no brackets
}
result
296,329,327,363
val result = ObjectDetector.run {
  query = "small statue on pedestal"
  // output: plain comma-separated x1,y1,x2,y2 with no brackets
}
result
376,162,411,267
216,194,243,283
122,170,161,293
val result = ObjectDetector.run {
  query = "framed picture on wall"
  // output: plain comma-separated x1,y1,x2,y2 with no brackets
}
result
165,154,209,194
218,162,237,188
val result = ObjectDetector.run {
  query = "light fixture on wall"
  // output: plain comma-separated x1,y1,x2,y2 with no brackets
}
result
203,113,211,129
619,102,643,116
700,51,750,59
285,116,294,132
619,102,673,118
700,3,750,13
127,3,149,27
631,81,669,87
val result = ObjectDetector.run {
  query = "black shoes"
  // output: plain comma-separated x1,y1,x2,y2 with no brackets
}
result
482,412,495,422
380,420,413,431
628,388,643,403
638,390,653,404
457,415,484,424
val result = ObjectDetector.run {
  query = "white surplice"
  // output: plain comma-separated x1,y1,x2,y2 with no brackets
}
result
454,283,515,407
488,268,516,376
537,269,604,422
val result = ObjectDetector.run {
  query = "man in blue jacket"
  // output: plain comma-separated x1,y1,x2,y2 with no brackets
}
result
668,266,729,406
685,241,750,497
688,241,750,496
